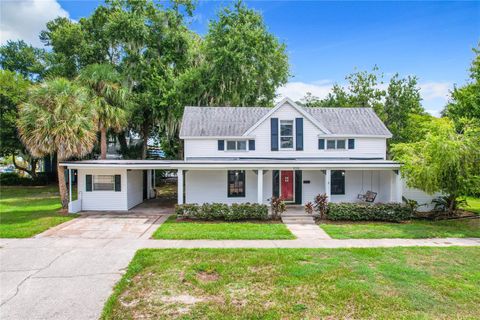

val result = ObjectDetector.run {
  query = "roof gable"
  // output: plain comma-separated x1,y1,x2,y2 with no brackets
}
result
243,98,330,136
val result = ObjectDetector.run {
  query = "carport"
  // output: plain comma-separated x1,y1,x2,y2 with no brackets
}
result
61,160,185,213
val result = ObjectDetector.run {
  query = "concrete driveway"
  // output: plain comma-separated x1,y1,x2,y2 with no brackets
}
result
0,214,169,320
37,213,166,239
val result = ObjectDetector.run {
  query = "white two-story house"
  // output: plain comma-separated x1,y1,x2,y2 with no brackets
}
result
63,98,435,213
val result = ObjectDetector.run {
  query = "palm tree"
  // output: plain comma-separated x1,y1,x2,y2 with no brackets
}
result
17,78,97,209
77,64,128,159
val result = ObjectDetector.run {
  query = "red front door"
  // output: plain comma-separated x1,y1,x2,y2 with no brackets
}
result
281,171,294,202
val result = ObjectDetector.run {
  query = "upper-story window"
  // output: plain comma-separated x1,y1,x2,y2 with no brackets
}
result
280,120,294,149
226,140,247,151
327,139,346,150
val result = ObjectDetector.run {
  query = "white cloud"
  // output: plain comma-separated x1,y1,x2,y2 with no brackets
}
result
0,0,69,47
419,82,452,117
277,80,453,117
276,81,333,103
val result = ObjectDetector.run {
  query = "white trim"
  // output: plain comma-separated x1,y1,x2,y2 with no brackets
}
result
62,161,401,171
279,119,295,150
318,134,393,138
180,136,256,139
243,97,331,136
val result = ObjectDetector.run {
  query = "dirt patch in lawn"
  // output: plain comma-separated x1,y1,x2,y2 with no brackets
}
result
196,271,219,283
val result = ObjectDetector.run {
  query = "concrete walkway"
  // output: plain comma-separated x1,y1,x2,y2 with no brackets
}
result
285,223,332,239
1,214,480,320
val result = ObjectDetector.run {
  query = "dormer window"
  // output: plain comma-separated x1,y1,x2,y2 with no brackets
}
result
280,120,294,149
226,140,248,151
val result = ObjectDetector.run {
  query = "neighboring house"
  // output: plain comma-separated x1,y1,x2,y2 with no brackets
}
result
63,98,435,213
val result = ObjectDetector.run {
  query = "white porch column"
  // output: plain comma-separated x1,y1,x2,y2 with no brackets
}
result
68,169,72,203
394,170,402,203
177,169,184,205
257,169,263,204
325,169,331,202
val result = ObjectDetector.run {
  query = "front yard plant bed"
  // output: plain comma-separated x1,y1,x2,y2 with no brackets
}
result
320,218,480,239
102,247,480,319
153,216,294,240
175,203,269,221
326,202,411,222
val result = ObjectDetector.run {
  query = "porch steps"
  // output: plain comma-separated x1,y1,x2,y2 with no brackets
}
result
281,215,316,225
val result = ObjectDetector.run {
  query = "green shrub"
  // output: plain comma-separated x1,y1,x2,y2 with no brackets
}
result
0,172,50,186
327,202,411,222
175,203,269,221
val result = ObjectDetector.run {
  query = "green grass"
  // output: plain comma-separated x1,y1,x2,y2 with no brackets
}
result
0,185,77,238
463,196,480,214
320,219,480,239
102,247,480,319
152,216,295,240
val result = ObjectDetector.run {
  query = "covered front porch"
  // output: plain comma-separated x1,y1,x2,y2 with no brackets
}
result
178,167,403,206
62,159,402,213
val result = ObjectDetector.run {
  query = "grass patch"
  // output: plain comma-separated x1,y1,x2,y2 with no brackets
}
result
102,247,480,319
320,219,480,239
152,216,295,240
463,196,480,214
0,185,77,238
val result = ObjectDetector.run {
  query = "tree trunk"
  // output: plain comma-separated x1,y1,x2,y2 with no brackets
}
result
29,158,38,178
100,127,107,160
448,194,456,216
12,154,35,177
117,132,128,154
177,139,184,160
57,160,68,210
141,121,150,160
142,134,148,159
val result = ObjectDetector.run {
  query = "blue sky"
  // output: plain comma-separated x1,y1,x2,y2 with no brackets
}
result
2,0,479,115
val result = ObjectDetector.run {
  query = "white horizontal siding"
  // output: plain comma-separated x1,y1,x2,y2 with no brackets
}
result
302,170,325,204
127,170,143,209
402,181,440,212
78,168,128,211
184,103,386,159
185,170,259,204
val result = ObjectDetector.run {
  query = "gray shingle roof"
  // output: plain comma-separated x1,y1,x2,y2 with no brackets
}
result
303,107,391,136
180,105,391,137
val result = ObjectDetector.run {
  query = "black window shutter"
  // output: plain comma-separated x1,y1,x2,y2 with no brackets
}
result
318,139,325,150
248,139,255,150
295,118,303,151
348,138,355,149
85,175,92,192
271,118,278,151
114,175,121,192
272,170,279,197
294,170,302,204
218,140,225,151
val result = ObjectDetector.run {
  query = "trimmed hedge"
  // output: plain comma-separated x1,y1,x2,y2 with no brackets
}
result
0,172,51,186
175,203,269,221
327,202,411,222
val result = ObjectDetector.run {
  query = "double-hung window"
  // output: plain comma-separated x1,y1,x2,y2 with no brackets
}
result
93,175,115,191
280,120,294,149
331,170,345,195
227,170,245,197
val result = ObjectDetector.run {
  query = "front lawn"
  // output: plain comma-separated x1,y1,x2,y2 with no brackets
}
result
0,185,77,238
152,216,294,240
320,219,480,239
463,196,480,214
102,247,480,319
